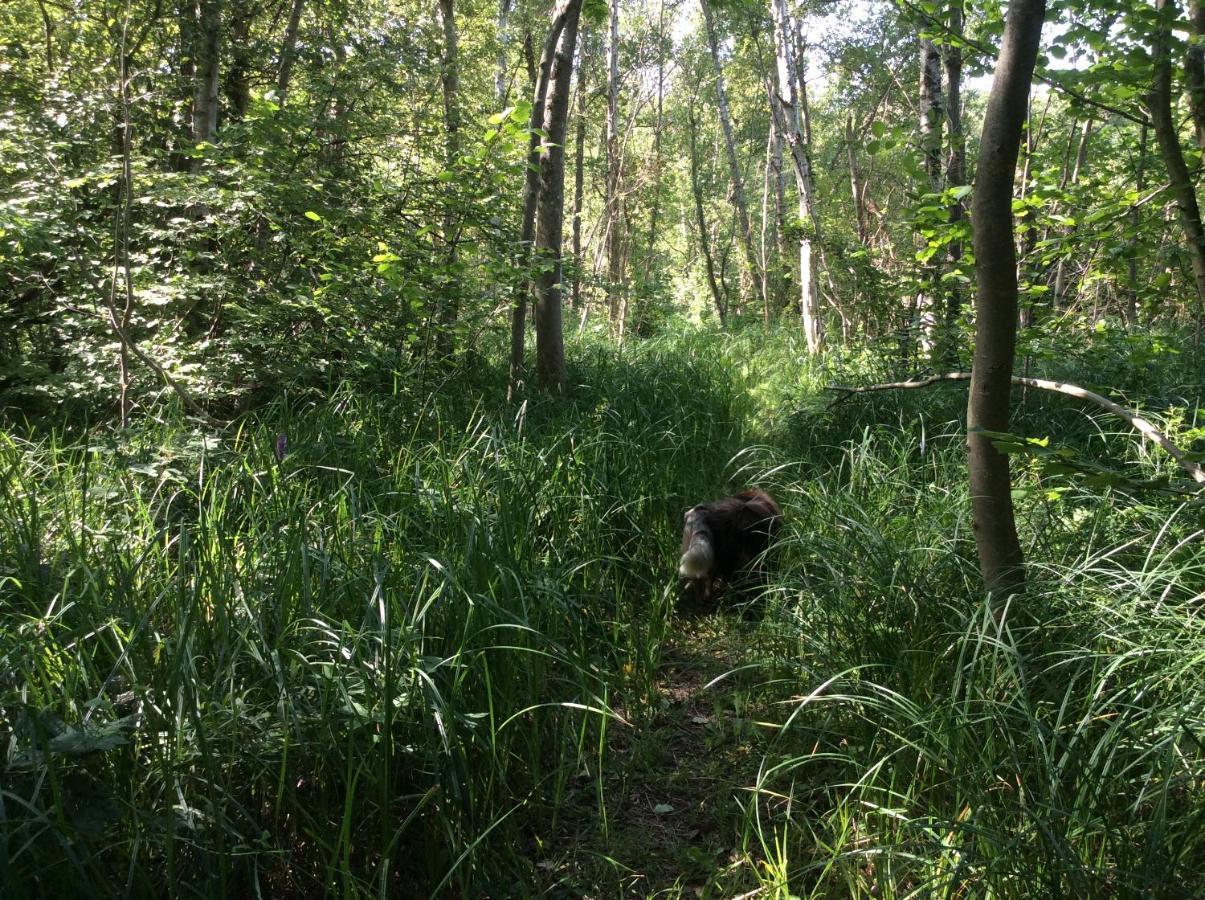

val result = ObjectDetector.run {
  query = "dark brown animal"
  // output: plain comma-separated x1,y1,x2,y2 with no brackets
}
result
678,489,782,606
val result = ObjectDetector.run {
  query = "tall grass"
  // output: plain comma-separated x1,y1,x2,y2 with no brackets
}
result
2,326,1202,897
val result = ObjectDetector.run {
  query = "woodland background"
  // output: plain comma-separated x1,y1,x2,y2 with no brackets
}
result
1,0,1203,896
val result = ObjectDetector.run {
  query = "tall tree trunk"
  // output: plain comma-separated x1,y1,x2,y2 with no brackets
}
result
191,0,222,158
276,0,305,102
968,0,1045,597
437,0,461,356
571,36,589,311
772,118,790,306
1149,0,1205,338
689,105,726,324
1188,0,1205,148
1127,124,1148,326
644,0,667,291
918,36,945,355
760,123,775,325
495,0,513,104
508,0,575,398
1051,118,1092,306
605,0,624,331
224,0,253,121
845,115,868,245
534,0,583,393
768,0,821,352
700,0,766,314
939,0,966,365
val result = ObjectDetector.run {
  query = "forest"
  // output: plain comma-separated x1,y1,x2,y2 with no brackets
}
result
1,0,1204,895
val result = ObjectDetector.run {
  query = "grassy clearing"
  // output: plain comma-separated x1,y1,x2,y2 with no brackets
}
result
2,328,1203,897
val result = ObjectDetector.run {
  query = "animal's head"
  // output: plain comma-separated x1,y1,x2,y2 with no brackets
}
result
678,505,715,579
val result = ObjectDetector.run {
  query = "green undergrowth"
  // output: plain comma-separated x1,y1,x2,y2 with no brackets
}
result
2,327,1203,897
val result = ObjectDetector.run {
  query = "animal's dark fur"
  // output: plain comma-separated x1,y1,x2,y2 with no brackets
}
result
678,489,782,607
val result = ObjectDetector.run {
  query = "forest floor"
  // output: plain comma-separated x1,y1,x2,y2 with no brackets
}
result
536,615,785,898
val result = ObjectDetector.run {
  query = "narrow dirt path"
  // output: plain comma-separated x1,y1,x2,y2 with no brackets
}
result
538,617,778,898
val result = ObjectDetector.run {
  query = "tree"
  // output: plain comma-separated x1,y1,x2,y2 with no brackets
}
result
700,0,766,315
939,0,967,363
967,0,1046,596
768,0,822,352
191,0,221,156
533,0,584,393
1148,0,1205,333
509,0,577,398
437,0,461,356
917,34,944,350
605,0,625,332
689,101,726,324
276,0,306,102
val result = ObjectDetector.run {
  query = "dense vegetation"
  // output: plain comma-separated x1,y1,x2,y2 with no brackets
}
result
2,0,1204,896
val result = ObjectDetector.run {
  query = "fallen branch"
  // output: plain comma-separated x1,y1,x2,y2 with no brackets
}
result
827,372,1205,485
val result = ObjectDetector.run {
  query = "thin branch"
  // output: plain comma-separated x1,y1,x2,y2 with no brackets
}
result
827,372,1205,484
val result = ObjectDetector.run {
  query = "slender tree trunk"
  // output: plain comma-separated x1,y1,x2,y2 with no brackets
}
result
1127,124,1148,326
940,0,966,364
689,105,726,324
645,0,666,286
276,0,305,101
571,36,589,311
605,0,624,330
768,0,821,352
760,123,775,325
495,0,513,104
35,0,55,73
918,36,945,354
968,0,1045,597
533,0,583,393
173,1,197,171
191,0,222,158
1188,0,1205,148
437,0,461,356
772,118,790,306
1149,0,1205,338
700,0,766,313
225,0,253,121
508,1,574,398
846,115,868,245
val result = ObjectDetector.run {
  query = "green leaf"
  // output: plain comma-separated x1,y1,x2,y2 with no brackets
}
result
304,211,322,222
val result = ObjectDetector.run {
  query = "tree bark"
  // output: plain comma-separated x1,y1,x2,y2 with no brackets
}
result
939,0,967,364
1148,0,1205,334
533,0,583,393
224,0,254,121
571,35,589,311
191,0,222,157
495,0,513,104
508,1,574,398
918,36,945,352
437,0,461,356
689,105,726,324
276,0,305,102
700,0,766,314
605,0,624,332
1188,0,1205,148
968,0,1045,597
768,0,821,352
845,114,868,245
644,0,667,304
